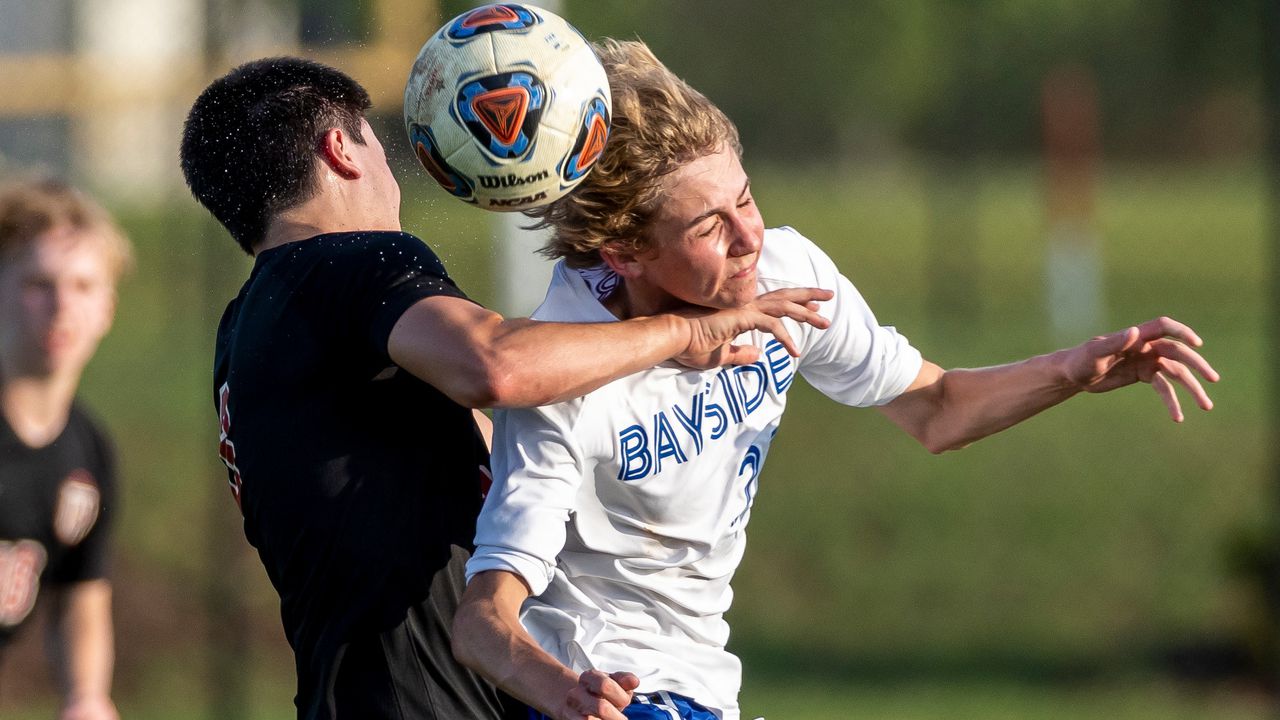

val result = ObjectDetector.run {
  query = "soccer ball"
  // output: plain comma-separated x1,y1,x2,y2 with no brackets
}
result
403,3,611,211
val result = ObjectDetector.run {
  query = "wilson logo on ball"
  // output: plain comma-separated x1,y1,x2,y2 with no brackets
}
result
404,2,612,211
458,73,546,159
447,4,538,39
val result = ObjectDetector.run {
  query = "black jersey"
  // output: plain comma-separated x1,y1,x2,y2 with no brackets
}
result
0,403,115,648
213,232,517,720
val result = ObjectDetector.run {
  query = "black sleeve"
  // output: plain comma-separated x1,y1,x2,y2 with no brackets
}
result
48,419,116,584
347,233,472,364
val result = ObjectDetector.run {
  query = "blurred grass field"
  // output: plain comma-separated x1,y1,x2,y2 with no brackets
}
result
5,157,1268,719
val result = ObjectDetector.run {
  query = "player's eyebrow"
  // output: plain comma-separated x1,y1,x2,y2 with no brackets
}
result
684,178,752,230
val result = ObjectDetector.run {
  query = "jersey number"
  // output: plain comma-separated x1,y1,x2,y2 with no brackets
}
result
731,445,763,528
218,382,244,511
0,540,47,628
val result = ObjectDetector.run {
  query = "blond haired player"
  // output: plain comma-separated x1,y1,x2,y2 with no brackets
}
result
454,40,1220,720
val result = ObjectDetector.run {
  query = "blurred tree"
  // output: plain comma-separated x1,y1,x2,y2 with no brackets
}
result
565,0,1261,163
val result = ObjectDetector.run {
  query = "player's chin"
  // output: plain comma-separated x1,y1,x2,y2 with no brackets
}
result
720,284,759,309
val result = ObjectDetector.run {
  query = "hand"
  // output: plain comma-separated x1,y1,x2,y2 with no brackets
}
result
560,669,639,720
676,287,833,368
59,694,119,720
1064,316,1219,422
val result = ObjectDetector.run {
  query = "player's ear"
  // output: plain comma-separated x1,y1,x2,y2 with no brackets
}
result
600,242,643,278
319,128,362,180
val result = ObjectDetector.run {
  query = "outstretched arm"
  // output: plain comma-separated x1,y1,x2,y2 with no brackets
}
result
880,316,1219,454
388,287,831,409
453,571,638,720
47,580,119,720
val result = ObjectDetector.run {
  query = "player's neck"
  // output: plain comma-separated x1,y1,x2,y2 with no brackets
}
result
602,280,682,320
0,373,78,448
257,193,402,255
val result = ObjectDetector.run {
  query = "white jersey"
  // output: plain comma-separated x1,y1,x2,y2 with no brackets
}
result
468,227,922,719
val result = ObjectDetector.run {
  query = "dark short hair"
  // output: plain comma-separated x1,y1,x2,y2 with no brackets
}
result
180,57,372,254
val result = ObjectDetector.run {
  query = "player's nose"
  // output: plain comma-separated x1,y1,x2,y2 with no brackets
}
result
727,215,762,257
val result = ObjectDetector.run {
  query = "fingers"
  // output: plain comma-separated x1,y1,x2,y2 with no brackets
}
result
1149,370,1183,422
752,314,800,356
721,344,762,366
1155,356,1214,413
1138,338,1218,417
1133,315,1204,348
754,298,831,331
752,287,832,331
1147,338,1220,384
610,671,641,692
756,286,834,305
1088,326,1139,357
1091,318,1218,422
566,670,633,720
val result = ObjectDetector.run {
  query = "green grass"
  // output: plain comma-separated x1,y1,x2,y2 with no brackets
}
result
740,676,1271,720
2,159,1269,718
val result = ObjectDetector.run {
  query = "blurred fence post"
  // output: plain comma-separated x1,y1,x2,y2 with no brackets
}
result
72,0,203,205
485,0,562,317
1041,65,1103,344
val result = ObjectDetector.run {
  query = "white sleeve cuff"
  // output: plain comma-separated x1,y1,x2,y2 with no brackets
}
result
465,546,556,596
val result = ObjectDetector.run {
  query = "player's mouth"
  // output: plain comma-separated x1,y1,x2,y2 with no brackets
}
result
729,259,757,281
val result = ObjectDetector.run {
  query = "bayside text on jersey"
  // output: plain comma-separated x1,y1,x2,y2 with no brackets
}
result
467,227,924,720
214,231,518,720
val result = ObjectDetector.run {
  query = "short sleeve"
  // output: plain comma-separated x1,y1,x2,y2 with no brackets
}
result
772,229,922,407
346,233,471,363
467,402,585,596
48,420,116,585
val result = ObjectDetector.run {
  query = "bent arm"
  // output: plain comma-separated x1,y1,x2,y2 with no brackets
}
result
390,296,687,408
879,356,1077,454
453,571,633,720
880,317,1218,454
47,580,118,720
388,287,831,409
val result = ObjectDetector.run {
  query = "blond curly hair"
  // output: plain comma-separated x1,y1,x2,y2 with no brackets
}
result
528,38,741,268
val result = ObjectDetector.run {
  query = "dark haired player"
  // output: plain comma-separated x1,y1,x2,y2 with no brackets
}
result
0,178,133,720
179,56,831,720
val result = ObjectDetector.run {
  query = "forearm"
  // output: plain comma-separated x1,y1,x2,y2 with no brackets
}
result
482,315,689,407
453,574,580,718
890,352,1079,453
48,581,116,707
390,298,689,409
391,287,834,409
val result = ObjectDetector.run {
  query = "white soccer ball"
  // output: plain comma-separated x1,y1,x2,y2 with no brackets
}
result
403,3,611,211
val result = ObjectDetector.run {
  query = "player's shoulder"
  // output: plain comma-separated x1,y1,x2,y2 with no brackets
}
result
253,231,460,303
65,402,118,474
758,225,834,288
256,231,437,268
530,261,618,324
304,230,440,263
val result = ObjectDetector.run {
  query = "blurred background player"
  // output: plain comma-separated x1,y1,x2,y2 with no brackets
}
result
453,39,1221,720
178,56,830,720
0,178,132,720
